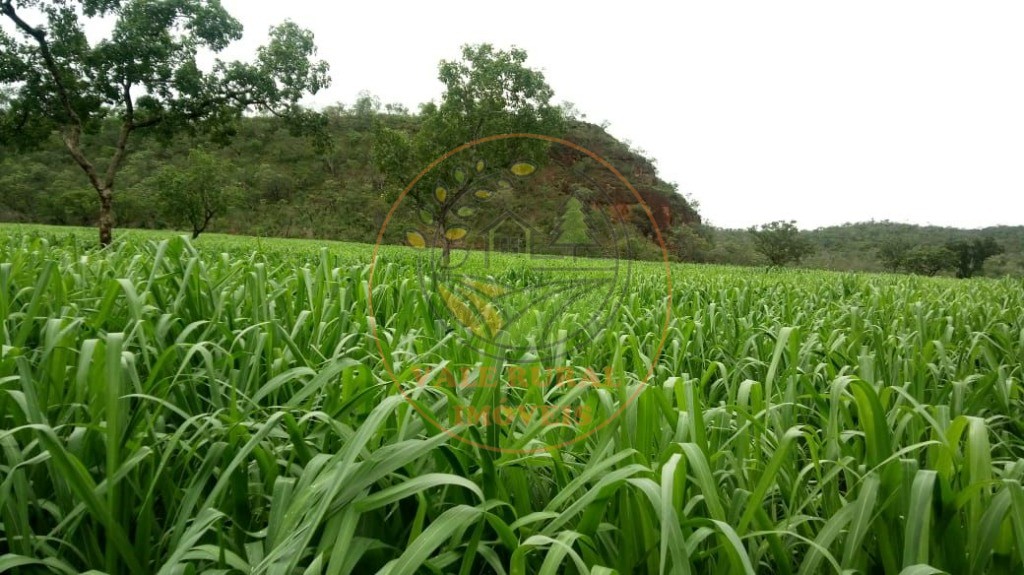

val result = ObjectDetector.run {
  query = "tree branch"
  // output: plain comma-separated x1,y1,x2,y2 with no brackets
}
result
1,1,103,190
1,2,81,128
103,82,135,188
123,82,134,123
133,116,163,129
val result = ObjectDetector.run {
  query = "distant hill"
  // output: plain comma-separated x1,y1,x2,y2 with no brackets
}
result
711,221,1024,276
2,111,1020,276
0,112,700,260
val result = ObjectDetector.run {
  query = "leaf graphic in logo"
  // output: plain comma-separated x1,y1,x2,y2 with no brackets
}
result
465,291,503,337
454,168,466,184
435,187,447,203
457,207,476,217
474,190,492,200
476,160,485,172
460,277,508,298
418,209,434,225
510,162,535,177
439,281,504,338
445,228,467,241
438,284,477,332
457,278,506,336
407,231,426,249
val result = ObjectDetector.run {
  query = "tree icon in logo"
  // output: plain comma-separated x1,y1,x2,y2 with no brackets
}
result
404,159,536,267
375,133,663,364
551,197,595,258
369,133,673,452
403,158,546,342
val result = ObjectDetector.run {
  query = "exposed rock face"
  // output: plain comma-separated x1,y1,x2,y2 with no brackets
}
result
545,121,701,236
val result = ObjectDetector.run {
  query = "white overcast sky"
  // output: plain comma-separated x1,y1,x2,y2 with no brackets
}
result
17,0,1024,229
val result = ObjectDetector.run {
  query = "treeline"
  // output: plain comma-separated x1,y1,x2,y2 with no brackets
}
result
2,111,1021,277
2,21,703,258
2,108,1020,277
1,0,1017,278
701,222,1023,277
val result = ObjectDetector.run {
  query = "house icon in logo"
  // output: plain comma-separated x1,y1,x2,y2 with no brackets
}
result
481,210,541,267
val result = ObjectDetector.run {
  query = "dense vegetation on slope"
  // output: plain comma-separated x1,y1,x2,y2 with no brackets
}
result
711,222,1024,276
6,109,1022,275
807,222,1024,276
0,109,700,257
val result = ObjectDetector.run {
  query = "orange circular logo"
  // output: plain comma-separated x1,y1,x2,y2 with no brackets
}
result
369,133,672,453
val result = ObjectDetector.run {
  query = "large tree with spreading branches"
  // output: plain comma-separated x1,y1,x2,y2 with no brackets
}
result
0,0,330,245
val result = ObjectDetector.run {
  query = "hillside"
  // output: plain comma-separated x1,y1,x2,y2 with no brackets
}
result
711,221,1024,276
3,110,1022,276
0,111,700,259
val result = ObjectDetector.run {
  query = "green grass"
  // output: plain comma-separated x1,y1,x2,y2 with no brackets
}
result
1,223,1023,574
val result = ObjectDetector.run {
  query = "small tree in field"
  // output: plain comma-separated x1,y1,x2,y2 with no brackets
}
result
153,149,236,239
0,0,330,246
748,220,815,266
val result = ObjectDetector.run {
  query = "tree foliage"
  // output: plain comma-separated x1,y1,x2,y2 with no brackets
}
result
902,245,956,276
417,44,565,161
373,44,566,264
374,44,565,200
0,0,330,245
874,236,1003,277
748,220,815,266
152,148,237,239
946,237,1004,279
877,238,912,272
669,223,714,263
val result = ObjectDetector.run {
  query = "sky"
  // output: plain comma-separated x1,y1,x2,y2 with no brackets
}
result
17,0,1024,229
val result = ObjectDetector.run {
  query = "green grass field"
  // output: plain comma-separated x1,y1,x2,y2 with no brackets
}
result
1,224,1023,574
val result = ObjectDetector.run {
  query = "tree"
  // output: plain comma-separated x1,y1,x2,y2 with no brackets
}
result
558,101,586,121
747,220,815,266
352,90,381,129
0,1,330,246
553,197,592,255
877,238,912,272
669,223,714,263
384,102,410,116
903,245,956,276
415,44,565,164
153,148,237,239
374,44,565,265
946,237,1004,278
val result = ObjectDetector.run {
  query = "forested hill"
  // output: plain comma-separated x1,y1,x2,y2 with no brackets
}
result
711,222,1024,276
3,109,1023,276
0,110,700,256
805,222,1024,274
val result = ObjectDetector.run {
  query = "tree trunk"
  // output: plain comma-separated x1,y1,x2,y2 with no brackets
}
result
98,186,114,247
438,212,451,268
442,239,452,268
